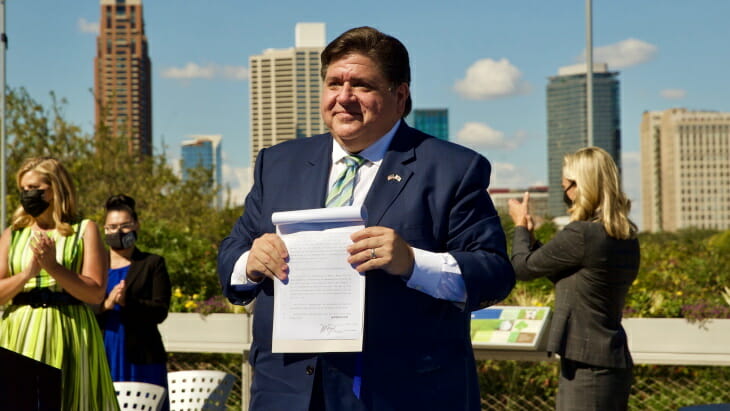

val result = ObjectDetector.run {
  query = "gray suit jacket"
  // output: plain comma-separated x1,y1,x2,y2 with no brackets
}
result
511,221,639,368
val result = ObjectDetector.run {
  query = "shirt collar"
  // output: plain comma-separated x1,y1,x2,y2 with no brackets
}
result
332,119,401,164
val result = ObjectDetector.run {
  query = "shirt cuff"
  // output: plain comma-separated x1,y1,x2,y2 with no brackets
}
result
230,251,261,291
406,248,466,303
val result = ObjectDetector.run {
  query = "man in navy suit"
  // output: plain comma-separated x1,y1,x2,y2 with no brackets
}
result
218,26,515,411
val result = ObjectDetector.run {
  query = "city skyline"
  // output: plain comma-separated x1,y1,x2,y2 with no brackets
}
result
7,1,730,229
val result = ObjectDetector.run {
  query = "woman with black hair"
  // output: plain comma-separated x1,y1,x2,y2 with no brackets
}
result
98,194,171,397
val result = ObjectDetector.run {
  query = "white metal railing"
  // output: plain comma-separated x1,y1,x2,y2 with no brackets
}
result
159,314,730,410
2,311,727,408
160,314,730,366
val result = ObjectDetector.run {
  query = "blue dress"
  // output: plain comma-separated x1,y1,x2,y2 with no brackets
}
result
103,266,168,389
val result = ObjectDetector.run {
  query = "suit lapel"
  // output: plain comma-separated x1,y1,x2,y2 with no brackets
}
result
363,124,416,226
296,134,333,210
122,248,143,291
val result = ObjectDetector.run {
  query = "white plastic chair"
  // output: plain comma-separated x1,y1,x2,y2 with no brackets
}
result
114,381,167,411
167,370,235,411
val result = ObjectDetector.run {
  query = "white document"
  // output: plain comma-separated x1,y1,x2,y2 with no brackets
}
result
271,206,366,353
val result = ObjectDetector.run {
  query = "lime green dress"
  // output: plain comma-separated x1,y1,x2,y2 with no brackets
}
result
0,220,119,411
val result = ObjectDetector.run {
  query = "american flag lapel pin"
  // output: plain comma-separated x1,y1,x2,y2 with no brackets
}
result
387,173,402,182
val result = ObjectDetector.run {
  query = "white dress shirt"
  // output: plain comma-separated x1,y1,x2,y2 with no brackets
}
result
231,120,467,304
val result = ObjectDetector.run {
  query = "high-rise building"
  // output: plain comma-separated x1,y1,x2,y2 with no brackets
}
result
546,63,621,217
411,109,449,140
181,134,223,207
640,109,730,232
249,23,327,166
94,0,152,156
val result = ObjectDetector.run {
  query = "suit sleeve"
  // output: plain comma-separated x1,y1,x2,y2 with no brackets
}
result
123,256,171,324
448,154,516,311
511,223,584,281
217,148,267,305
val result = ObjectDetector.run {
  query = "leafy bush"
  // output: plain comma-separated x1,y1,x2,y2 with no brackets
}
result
4,87,243,308
498,210,730,320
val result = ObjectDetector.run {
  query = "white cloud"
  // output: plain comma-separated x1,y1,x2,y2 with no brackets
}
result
578,38,658,69
489,162,544,189
454,58,530,100
162,63,216,80
161,63,249,81
77,18,99,35
660,89,686,100
221,66,250,80
455,122,518,150
621,151,642,230
221,164,252,206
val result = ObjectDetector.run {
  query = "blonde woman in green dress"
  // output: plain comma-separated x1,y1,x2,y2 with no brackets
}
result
0,157,119,411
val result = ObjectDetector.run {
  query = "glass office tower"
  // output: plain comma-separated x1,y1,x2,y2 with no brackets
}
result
412,109,449,141
546,63,621,217
181,135,223,208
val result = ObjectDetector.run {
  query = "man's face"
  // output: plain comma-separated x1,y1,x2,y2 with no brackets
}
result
321,53,409,153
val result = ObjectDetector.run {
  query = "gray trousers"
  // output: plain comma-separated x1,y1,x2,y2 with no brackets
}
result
556,358,632,411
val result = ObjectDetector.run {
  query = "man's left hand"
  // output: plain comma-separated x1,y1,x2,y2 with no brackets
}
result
348,226,414,277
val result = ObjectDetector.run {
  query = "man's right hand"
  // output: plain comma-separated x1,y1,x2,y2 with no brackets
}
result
246,233,289,282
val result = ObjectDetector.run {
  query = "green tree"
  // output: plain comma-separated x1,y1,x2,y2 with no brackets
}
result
4,86,242,303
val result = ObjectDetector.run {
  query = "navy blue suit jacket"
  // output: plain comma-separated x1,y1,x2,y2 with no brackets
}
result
218,123,515,411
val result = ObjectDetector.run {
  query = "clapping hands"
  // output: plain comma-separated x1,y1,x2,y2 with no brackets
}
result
103,280,126,311
508,192,535,232
29,231,58,271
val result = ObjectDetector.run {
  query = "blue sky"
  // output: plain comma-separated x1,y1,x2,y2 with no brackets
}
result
7,1,730,227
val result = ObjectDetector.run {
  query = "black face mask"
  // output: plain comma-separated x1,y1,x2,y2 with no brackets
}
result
105,230,137,250
563,191,573,207
563,181,576,208
20,189,51,217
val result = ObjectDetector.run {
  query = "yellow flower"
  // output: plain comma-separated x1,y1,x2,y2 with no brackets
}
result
184,300,198,310
675,291,683,296
192,294,200,300
174,288,183,298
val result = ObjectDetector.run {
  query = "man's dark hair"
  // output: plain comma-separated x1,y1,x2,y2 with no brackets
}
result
321,26,412,117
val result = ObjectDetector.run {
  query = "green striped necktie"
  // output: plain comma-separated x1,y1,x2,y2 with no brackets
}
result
327,154,367,398
326,155,366,207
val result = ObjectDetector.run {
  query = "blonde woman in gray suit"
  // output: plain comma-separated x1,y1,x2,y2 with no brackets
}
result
508,146,639,411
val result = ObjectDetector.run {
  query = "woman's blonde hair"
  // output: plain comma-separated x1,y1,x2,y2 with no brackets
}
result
12,157,78,236
563,147,637,239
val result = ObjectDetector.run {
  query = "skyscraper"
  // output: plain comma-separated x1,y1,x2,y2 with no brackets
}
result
181,134,223,207
94,0,152,156
546,63,621,217
411,109,449,140
249,23,327,166
640,109,730,232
